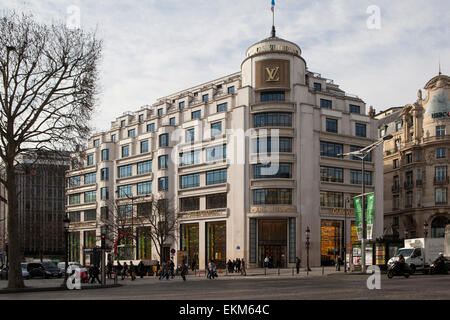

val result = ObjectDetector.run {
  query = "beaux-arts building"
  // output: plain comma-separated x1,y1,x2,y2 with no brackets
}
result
66,30,383,268
377,74,450,240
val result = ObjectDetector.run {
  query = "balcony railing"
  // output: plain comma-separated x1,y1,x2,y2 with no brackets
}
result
404,181,414,190
434,176,449,185
391,185,400,193
416,179,423,187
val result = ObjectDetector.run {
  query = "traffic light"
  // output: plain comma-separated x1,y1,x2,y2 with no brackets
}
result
101,234,106,249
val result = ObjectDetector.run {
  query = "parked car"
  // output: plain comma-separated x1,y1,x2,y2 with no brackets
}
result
58,262,89,283
27,262,63,279
0,263,30,280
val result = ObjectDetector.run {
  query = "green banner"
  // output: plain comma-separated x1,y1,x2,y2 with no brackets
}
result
366,193,375,240
353,196,363,241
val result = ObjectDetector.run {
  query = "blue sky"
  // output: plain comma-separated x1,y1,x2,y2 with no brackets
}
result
2,0,449,132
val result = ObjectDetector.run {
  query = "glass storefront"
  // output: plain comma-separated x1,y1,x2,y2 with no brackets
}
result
117,228,134,260
180,223,199,269
320,220,343,266
137,227,152,260
206,221,226,269
258,220,287,268
83,230,96,265
69,231,80,262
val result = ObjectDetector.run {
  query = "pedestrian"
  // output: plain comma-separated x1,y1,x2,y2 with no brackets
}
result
208,260,216,279
88,264,94,283
156,261,161,276
138,260,145,278
159,261,168,280
227,259,233,273
116,261,122,280
169,260,175,279
181,260,188,281
241,258,246,276
90,264,101,284
107,260,113,279
236,258,241,273
130,261,136,280
337,256,342,272
122,262,128,280
264,256,269,268
295,257,301,274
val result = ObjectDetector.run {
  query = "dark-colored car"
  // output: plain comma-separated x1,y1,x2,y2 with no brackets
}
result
0,263,30,280
28,262,63,279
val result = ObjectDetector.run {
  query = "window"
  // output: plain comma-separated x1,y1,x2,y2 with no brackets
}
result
69,194,81,205
157,108,163,117
394,139,400,152
435,188,447,204
137,181,152,195
217,103,228,112
180,150,201,166
254,163,292,179
211,122,222,137
118,205,133,218
121,145,130,158
202,94,209,102
140,140,149,153
395,121,403,132
158,177,168,191
137,161,152,175
406,153,413,164
84,210,97,221
180,197,200,212
87,154,94,166
93,139,100,147
72,158,79,169
137,202,152,216
101,187,109,200
120,120,126,127
320,141,343,158
393,195,400,210
417,190,422,207
100,168,109,181
350,146,372,162
180,173,200,189
118,165,133,178
158,155,168,169
313,82,322,91
101,149,109,161
417,151,421,161
159,133,169,147
84,191,96,203
405,171,413,187
320,191,343,208
320,99,332,109
227,86,235,94
406,191,413,208
147,123,155,132
206,193,227,209
320,167,343,183
84,172,96,185
355,123,367,137
435,166,447,182
138,114,144,122
69,176,81,187
261,91,285,102
350,104,361,114
350,170,372,185
436,148,446,159
393,159,399,169
206,144,227,162
253,189,292,205
326,118,338,133
185,128,195,143
253,112,292,128
170,117,176,126
436,125,446,136
179,101,185,110
206,169,227,185
118,185,133,198
111,134,116,142
253,137,292,153
191,110,201,120
69,211,81,223
380,128,386,138
128,129,136,138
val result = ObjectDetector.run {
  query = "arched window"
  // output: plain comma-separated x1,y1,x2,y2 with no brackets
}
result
431,216,450,238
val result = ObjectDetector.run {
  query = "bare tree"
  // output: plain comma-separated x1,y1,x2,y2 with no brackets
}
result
0,12,101,288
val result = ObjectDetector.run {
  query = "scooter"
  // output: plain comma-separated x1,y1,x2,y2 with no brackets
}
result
429,259,449,275
387,261,410,279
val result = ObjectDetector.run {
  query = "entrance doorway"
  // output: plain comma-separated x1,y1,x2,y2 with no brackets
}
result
258,220,287,268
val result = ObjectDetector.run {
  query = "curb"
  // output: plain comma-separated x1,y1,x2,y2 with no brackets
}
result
0,284,122,295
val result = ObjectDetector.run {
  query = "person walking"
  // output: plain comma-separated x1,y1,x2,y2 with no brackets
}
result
169,259,175,279
295,257,301,274
227,259,233,274
264,256,269,268
241,258,246,276
337,256,342,272
106,260,113,279
236,258,241,273
130,261,136,280
122,262,128,280
138,260,145,278
208,260,216,279
91,264,101,284
116,261,122,280
156,261,161,276
159,261,168,280
181,260,188,281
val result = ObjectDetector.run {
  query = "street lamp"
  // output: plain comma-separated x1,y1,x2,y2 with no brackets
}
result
305,226,312,272
424,222,429,238
62,216,70,287
338,133,393,273
344,197,350,273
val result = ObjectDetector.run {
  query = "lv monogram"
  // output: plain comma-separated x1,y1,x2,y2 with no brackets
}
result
265,66,280,82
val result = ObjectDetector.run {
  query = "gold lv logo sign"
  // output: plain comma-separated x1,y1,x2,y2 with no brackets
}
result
265,66,280,82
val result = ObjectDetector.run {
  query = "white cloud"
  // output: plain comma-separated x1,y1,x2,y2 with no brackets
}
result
2,0,449,132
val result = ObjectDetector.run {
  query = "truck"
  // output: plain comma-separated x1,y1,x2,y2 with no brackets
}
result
387,238,444,274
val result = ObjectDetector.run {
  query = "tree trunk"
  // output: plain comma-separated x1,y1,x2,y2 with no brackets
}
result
6,160,25,288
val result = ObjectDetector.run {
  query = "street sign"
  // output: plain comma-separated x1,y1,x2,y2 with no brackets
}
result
236,246,240,250
170,249,176,254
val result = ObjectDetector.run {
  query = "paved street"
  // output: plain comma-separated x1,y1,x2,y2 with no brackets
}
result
1,268,449,300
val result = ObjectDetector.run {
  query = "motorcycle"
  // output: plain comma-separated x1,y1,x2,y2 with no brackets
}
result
429,259,449,275
387,261,410,279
